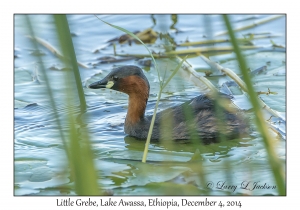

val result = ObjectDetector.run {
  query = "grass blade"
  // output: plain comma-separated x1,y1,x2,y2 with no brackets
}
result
223,14,285,195
53,14,99,195
142,56,188,163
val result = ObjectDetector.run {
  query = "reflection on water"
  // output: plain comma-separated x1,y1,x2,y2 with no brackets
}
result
14,14,285,195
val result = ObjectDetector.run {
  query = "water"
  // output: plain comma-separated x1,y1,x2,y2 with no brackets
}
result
14,14,286,195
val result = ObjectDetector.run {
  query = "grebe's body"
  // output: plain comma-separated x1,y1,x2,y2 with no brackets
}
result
89,65,248,143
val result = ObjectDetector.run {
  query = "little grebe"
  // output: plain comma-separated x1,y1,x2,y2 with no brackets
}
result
89,65,248,143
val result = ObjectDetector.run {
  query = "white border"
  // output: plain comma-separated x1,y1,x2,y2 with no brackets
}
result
3,0,297,209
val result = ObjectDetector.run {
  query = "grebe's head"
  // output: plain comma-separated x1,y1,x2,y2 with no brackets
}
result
89,65,150,96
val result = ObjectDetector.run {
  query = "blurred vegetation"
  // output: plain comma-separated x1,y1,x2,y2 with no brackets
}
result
25,15,100,195
222,14,285,195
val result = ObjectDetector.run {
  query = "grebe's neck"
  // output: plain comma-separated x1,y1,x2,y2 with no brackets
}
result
126,94,148,126
121,75,149,127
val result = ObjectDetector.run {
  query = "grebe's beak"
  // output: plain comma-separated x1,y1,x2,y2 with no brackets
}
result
88,78,114,89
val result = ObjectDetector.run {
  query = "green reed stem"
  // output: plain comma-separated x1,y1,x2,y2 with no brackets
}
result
142,56,187,163
53,14,99,195
24,15,70,165
223,14,285,195
53,15,86,112
142,89,162,163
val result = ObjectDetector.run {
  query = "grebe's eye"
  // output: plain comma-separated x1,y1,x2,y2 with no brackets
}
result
112,76,119,81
